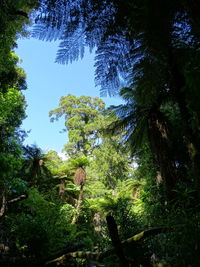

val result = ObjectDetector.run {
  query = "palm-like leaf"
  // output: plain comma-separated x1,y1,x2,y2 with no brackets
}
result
33,0,197,96
21,145,51,185
107,88,150,154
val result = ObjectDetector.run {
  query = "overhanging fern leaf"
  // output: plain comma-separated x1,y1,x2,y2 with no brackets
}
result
95,34,132,96
32,23,64,41
55,26,86,64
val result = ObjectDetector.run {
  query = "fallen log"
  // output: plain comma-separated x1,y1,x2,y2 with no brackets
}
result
43,243,84,265
122,226,168,245
45,226,168,265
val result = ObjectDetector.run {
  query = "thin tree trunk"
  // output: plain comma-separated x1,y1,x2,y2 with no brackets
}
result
0,190,7,218
71,184,84,224
7,194,27,204
59,178,65,200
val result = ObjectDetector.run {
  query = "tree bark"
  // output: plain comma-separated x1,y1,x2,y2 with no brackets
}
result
106,215,129,267
0,190,7,218
58,178,66,200
148,109,176,201
71,184,84,224
7,194,27,204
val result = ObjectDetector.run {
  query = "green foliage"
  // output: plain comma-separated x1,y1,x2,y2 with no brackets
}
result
0,0,38,94
7,178,28,196
2,1,200,265
146,211,200,267
21,145,52,189
0,87,26,132
44,150,64,173
49,94,105,157
0,53,27,93
7,188,76,258
89,140,133,189
0,0,33,191
0,81,26,185
69,156,89,169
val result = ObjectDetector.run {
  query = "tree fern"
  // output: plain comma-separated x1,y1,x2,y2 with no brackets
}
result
94,34,132,96
33,0,200,196
56,26,85,64
33,0,200,96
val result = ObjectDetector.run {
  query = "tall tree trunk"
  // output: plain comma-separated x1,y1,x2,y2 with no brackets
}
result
148,109,176,201
168,48,200,195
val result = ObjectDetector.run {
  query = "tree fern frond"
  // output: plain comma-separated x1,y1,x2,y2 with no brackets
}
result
94,34,132,96
55,26,86,64
32,23,64,41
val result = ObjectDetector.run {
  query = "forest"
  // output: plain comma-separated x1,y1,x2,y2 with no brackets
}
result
1,0,200,266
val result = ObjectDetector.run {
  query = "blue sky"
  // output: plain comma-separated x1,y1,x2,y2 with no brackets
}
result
16,38,122,153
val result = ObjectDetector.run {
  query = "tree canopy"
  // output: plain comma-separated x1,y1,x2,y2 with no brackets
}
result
1,1,200,266
49,94,106,157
